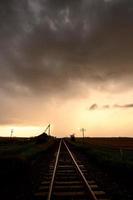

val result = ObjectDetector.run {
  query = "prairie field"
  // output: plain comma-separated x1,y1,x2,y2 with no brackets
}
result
71,137,133,170
0,135,56,199
69,137,133,200
0,135,55,158
76,137,133,150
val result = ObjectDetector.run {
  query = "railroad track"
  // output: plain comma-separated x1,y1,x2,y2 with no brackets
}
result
34,139,109,200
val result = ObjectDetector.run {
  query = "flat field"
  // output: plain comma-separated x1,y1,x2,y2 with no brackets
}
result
0,136,55,159
76,137,133,150
0,136,56,199
72,137,133,168
70,138,133,200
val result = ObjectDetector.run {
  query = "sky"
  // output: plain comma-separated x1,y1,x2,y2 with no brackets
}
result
0,0,133,137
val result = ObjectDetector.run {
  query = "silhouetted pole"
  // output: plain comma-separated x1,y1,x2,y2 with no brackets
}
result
10,129,14,138
80,128,86,141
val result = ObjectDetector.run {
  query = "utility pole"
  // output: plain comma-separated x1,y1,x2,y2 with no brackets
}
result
80,128,86,140
10,129,14,138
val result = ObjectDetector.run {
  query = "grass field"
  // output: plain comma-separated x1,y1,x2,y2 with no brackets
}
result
0,135,55,159
70,137,133,172
69,137,133,200
0,135,56,199
78,137,133,150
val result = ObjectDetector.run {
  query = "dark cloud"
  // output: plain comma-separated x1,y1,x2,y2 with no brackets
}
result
88,103,133,111
0,0,133,126
113,104,133,108
89,104,98,110
0,0,133,97
102,105,110,109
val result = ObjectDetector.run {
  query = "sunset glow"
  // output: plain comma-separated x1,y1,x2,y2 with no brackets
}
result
1,88,133,138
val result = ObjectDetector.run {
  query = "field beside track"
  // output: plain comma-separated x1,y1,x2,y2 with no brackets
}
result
0,135,56,199
0,135,55,159
70,137,133,169
68,137,133,200
76,137,133,150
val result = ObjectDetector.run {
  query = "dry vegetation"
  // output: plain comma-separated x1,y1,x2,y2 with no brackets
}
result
79,137,133,150
70,137,133,170
0,135,56,200
69,137,133,200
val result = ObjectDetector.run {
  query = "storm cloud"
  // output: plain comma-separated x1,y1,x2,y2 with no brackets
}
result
0,0,133,127
0,0,133,97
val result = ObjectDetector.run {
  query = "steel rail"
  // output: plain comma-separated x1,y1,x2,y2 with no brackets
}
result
47,139,62,200
63,140,98,200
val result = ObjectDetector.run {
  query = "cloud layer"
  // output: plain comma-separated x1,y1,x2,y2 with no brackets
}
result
0,0,133,128
0,0,133,97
